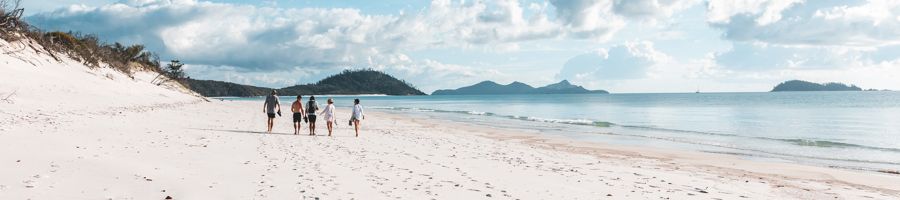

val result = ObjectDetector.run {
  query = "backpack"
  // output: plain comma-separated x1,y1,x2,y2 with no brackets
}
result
306,101,317,113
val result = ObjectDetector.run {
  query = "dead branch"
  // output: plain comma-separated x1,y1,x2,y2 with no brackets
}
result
1,89,16,103
1,41,25,55
151,73,176,86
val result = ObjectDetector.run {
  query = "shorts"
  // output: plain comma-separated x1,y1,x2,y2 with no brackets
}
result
267,113,276,118
307,115,317,123
293,113,303,123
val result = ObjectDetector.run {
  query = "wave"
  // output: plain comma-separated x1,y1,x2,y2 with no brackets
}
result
308,94,389,97
371,106,900,154
619,125,742,137
618,125,900,153
369,106,434,112
591,132,900,166
371,106,613,127
504,115,613,127
778,139,900,153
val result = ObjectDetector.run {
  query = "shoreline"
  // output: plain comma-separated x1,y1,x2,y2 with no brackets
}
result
358,103,899,174
377,107,900,191
2,100,898,199
242,100,900,196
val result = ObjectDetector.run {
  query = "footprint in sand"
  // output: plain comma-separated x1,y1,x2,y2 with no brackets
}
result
23,178,37,188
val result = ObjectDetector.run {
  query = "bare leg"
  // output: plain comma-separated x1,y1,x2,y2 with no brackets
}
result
353,120,360,137
293,122,299,135
327,122,333,136
309,121,315,136
267,118,274,133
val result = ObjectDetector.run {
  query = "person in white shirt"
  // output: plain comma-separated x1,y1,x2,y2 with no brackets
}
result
350,98,365,137
319,98,336,136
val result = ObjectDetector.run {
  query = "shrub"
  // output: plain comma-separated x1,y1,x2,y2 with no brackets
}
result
1,0,173,84
44,31,101,68
0,0,25,41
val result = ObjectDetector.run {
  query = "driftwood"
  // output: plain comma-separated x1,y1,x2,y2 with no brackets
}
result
1,89,16,103
0,0,24,38
1,43,24,54
151,73,172,86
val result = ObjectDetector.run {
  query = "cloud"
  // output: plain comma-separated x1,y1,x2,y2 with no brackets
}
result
707,0,900,47
556,41,668,81
183,65,322,87
366,53,503,93
24,0,699,89
714,42,866,70
704,0,900,78
706,0,803,25
612,0,700,21
548,0,624,39
182,54,497,93
25,0,647,72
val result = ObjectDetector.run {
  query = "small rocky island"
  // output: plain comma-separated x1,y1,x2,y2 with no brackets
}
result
770,80,862,92
432,80,608,95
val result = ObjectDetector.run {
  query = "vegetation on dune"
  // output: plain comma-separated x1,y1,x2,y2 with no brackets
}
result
0,0,24,38
4,2,420,97
1,0,181,84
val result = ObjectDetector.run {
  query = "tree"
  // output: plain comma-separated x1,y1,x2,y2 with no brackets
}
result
151,59,185,86
166,59,185,80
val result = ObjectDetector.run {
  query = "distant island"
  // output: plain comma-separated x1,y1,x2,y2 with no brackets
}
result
771,80,862,92
187,70,425,97
432,80,608,95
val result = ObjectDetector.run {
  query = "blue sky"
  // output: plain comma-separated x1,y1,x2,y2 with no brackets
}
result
21,0,900,93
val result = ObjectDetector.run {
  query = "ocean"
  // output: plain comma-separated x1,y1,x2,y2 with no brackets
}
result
219,91,900,172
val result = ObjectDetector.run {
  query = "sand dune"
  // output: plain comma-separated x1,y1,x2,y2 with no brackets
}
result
0,38,201,114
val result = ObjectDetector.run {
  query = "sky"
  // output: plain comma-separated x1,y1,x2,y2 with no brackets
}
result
19,0,900,93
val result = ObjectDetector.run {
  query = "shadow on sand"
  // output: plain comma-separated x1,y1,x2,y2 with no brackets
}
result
192,128,356,137
192,128,296,136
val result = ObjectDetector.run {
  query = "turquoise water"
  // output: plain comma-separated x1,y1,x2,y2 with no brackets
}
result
220,91,900,172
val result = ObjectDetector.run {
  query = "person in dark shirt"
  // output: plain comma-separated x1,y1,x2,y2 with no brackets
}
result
263,90,281,133
306,96,320,136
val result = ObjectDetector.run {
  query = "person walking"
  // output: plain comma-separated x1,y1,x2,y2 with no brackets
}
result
350,98,364,137
290,95,308,135
319,98,336,136
263,90,281,133
306,96,320,136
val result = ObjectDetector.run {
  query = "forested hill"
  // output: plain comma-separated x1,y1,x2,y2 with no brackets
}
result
186,79,273,97
186,70,425,97
279,70,425,95
770,80,862,92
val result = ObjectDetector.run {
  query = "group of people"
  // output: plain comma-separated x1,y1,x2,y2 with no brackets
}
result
263,90,365,137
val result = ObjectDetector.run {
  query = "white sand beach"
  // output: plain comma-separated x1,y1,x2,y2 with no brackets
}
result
3,37,900,200
3,99,900,199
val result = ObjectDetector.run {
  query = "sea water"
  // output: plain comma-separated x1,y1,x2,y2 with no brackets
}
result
221,91,900,172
